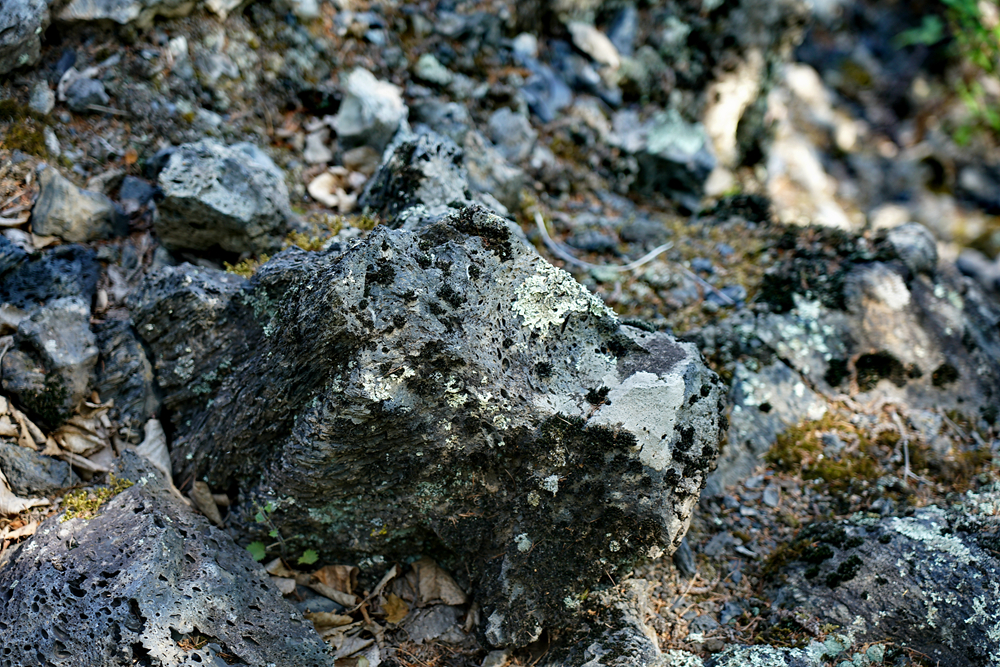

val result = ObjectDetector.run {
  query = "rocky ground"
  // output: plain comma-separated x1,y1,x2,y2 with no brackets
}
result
1,0,1000,666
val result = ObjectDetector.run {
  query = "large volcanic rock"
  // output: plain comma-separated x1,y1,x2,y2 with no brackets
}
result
131,204,725,648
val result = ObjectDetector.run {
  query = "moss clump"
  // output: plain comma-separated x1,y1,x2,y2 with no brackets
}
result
20,375,70,429
4,124,47,156
61,475,135,521
352,213,379,231
224,254,270,278
825,554,863,588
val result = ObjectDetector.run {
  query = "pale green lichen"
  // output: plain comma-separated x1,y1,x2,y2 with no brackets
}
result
512,260,616,336
889,515,973,565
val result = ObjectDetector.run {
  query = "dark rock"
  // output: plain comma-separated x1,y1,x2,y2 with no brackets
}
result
0,235,28,277
957,249,1000,293
566,229,618,254
882,222,938,276
691,257,715,275
518,58,574,123
0,441,78,495
629,110,716,211
93,318,160,432
131,205,725,649
607,5,638,58
672,536,697,577
31,165,126,242
155,139,293,254
0,0,49,75
463,130,526,214
0,243,100,310
770,493,1000,666
1,297,97,428
117,175,157,215
487,108,538,164
0,451,333,667
410,98,472,144
65,77,110,112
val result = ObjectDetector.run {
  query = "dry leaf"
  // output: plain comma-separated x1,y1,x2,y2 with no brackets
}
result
135,419,171,481
58,450,110,473
9,407,36,450
305,612,354,628
272,576,297,595
41,437,61,456
334,634,374,660
313,564,358,595
0,414,18,437
381,593,408,624
412,557,467,606
265,558,295,578
5,520,38,540
0,396,7,414
308,580,358,607
0,469,49,515
189,481,223,526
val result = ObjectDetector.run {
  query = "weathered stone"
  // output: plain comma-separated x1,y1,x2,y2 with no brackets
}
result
770,488,1000,667
414,53,454,87
155,139,293,254
28,80,55,115
0,451,334,667
463,130,526,213
58,0,196,25
31,165,125,243
0,441,78,495
487,107,538,164
332,68,408,153
628,109,716,211
0,0,49,76
0,243,99,310
131,205,725,650
1,297,97,428
64,77,110,112
93,318,160,432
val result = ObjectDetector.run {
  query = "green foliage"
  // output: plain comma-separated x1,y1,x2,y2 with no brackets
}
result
895,15,947,48
61,475,135,521
298,549,318,565
224,255,270,278
247,541,267,561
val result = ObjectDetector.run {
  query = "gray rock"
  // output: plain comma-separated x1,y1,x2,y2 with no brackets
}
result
93,319,160,432
0,441,78,495
884,222,938,275
411,98,472,144
31,166,125,243
0,0,49,76
414,53,454,86
770,490,1000,667
28,80,55,115
131,205,725,650
463,130,526,213
117,175,157,215
65,77,110,112
957,248,1000,293
1,296,98,428
0,244,99,311
155,139,293,254
0,451,334,667
332,68,408,153
487,108,538,164
58,0,198,26
628,109,716,211
607,5,638,57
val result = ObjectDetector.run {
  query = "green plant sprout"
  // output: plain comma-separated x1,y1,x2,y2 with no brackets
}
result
245,500,318,565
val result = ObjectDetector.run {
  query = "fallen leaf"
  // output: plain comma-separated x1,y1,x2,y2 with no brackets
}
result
272,576,297,595
40,437,61,456
0,469,49,515
264,557,295,578
334,634,373,660
189,481,223,526
58,450,110,473
309,580,358,607
412,557,467,605
5,520,38,540
135,419,171,481
313,564,357,594
124,148,138,165
0,414,18,437
381,593,408,624
305,611,354,628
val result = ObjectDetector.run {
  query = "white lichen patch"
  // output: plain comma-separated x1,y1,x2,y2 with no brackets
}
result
541,475,560,495
590,369,687,471
890,515,973,565
515,533,532,552
512,259,616,335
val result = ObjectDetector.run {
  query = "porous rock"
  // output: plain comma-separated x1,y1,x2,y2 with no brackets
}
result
770,487,1000,667
0,243,99,311
131,205,726,649
31,165,126,243
332,68,408,153
93,318,160,432
155,139,293,254
0,0,49,76
1,296,97,428
0,451,333,667
0,441,77,495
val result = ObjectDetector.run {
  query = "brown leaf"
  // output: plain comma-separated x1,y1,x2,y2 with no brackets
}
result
264,558,295,578
313,564,358,594
271,576,297,595
309,580,358,607
305,611,354,629
412,557,467,606
381,593,408,624
189,481,223,526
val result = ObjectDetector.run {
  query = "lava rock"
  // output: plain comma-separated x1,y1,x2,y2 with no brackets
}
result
1,296,97,428
957,249,1000,293
0,243,99,310
332,68,408,153
64,77,110,112
770,492,1000,667
57,0,199,25
31,165,125,243
607,5,638,58
0,451,334,667
410,98,472,144
93,318,160,432
883,222,938,276
155,139,293,254
487,108,538,164
131,205,725,650
0,0,49,75
519,58,574,123
463,130,526,213
0,441,77,495
117,174,157,215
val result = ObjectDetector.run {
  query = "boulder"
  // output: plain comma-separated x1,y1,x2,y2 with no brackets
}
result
0,243,99,311
332,68,408,153
155,140,293,254
0,441,77,495
0,451,334,667
769,487,1000,667
1,297,98,428
31,165,126,243
0,0,49,76
131,205,726,649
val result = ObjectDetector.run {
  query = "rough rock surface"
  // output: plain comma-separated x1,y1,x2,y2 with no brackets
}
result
770,487,1000,667
332,68,408,153
58,0,197,26
0,441,78,495
0,243,99,311
0,0,49,75
94,319,160,432
0,451,333,667
65,77,110,112
155,139,293,254
31,165,125,243
131,205,726,649
1,296,97,428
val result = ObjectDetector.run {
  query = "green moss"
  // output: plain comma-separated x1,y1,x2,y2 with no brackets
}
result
20,375,70,429
61,475,135,521
4,124,47,156
224,254,269,278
